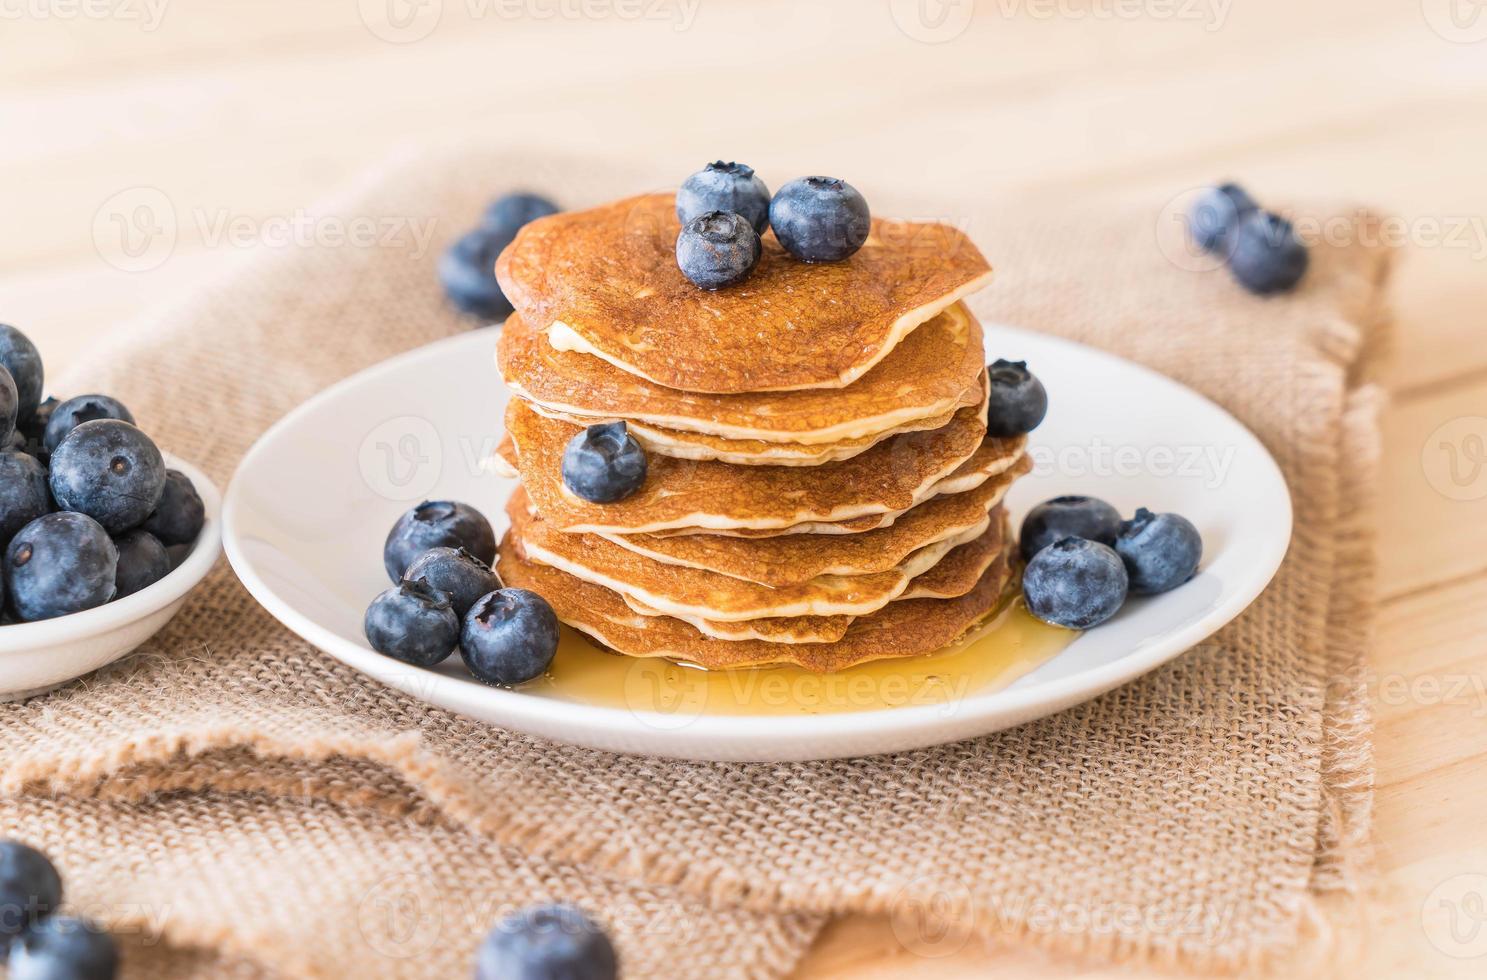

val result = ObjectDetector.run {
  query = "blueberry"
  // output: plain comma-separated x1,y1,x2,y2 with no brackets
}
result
460,588,559,686
48,420,166,534
1187,182,1257,254
675,211,761,289
403,546,500,617
677,161,771,235
0,452,51,546
439,228,515,320
984,359,1047,438
16,398,57,460
0,326,43,425
0,841,62,953
42,396,134,455
164,542,193,571
476,904,617,980
364,579,459,667
1227,210,1308,295
0,366,18,449
1115,507,1202,595
561,422,647,504
112,529,170,599
768,176,871,262
140,469,205,546
483,192,560,235
1019,495,1121,562
1022,537,1128,630
383,501,496,582
6,513,117,621
8,916,118,980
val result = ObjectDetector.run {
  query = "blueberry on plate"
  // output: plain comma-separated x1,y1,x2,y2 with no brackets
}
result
561,422,647,504
984,359,1048,438
8,916,118,980
476,904,617,980
0,841,63,952
675,211,761,289
676,161,771,235
1019,495,1122,562
6,512,118,621
483,192,559,235
768,176,871,262
42,395,134,455
1227,210,1308,295
403,546,500,617
1022,536,1128,630
1115,507,1202,595
364,579,460,667
49,420,166,534
383,501,496,582
0,326,44,425
112,529,171,599
140,468,206,547
460,588,559,686
0,451,51,545
0,366,17,449
439,228,516,320
1187,182,1257,254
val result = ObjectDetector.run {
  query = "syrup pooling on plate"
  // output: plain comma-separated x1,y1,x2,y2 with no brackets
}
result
523,598,1075,717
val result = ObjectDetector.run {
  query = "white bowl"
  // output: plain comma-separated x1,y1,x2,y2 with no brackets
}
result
222,326,1291,762
0,455,222,701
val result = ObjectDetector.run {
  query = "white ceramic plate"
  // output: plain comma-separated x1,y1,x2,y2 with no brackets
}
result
223,327,1290,761
0,455,223,701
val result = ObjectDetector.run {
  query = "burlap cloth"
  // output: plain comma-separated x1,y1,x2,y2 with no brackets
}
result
0,149,1392,977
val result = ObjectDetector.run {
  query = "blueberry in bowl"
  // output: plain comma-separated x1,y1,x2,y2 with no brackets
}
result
48,420,166,534
41,395,134,455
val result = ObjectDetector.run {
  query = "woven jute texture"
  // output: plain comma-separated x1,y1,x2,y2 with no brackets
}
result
0,149,1392,976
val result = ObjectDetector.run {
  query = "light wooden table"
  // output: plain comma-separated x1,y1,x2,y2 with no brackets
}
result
3,2,1484,976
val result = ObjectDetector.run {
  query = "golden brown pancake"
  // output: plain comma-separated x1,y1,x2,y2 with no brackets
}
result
619,595,852,645
901,512,1014,600
494,194,994,393
498,305,986,444
497,533,1015,672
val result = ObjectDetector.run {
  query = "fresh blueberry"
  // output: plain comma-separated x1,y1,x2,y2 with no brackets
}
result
364,579,459,667
1115,507,1202,595
439,228,515,320
8,916,118,980
0,841,62,953
1187,182,1257,254
403,546,500,617
0,326,44,425
1023,537,1128,630
112,529,170,599
1227,210,1308,295
677,161,771,234
42,396,134,455
460,588,559,686
6,513,117,621
0,366,18,450
675,211,761,289
383,501,496,582
561,422,647,504
768,176,871,262
0,451,51,546
483,192,559,235
476,904,617,980
140,469,205,546
1019,495,1121,562
984,359,1047,438
48,420,166,534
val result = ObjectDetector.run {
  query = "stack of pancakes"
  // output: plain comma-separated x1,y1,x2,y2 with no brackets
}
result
490,194,1031,672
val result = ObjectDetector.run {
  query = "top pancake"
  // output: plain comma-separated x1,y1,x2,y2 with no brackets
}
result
494,194,994,393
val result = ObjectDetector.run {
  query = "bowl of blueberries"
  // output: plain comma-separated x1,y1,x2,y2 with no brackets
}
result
0,324,219,701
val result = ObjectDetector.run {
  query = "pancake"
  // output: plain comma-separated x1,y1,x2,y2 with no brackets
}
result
497,533,1016,672
503,397,999,535
600,458,1028,586
494,194,994,393
619,596,852,645
498,304,986,444
900,511,1014,600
